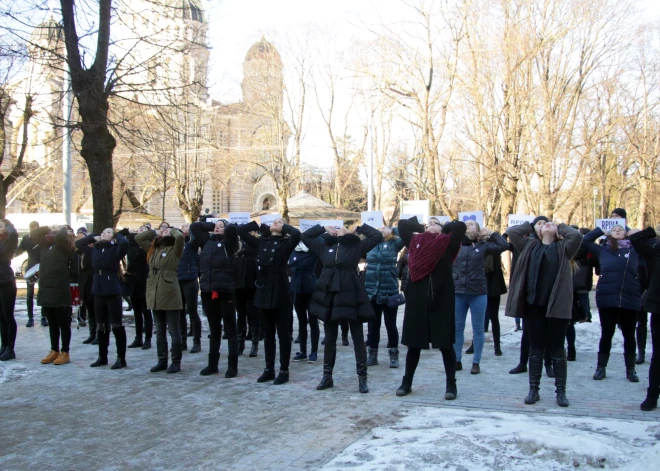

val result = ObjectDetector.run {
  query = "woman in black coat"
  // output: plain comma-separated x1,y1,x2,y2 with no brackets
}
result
394,218,466,399
630,227,660,411
0,219,19,362
124,226,152,350
289,242,320,362
190,219,240,378
302,222,383,393
238,219,300,384
76,229,129,369
235,233,260,357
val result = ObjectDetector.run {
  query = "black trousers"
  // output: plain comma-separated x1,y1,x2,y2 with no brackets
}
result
202,292,238,356
520,319,553,366
130,293,152,339
82,282,96,335
94,295,127,360
367,300,399,349
525,306,569,355
323,319,366,375
261,306,291,371
485,295,501,347
26,282,39,319
43,306,71,353
236,288,260,342
179,279,201,342
0,282,17,349
294,293,319,354
598,307,637,357
404,346,456,382
649,313,659,392
638,309,648,354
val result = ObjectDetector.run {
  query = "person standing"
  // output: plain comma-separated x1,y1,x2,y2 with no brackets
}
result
135,227,185,373
0,219,19,362
235,230,260,357
363,225,404,369
177,223,202,354
302,222,382,393
16,221,47,327
567,228,597,361
190,219,240,377
125,226,153,350
506,221,582,407
76,227,97,344
394,217,466,399
630,227,660,411
238,219,300,385
453,220,508,374
38,226,76,365
76,229,130,369
289,241,320,362
582,224,642,383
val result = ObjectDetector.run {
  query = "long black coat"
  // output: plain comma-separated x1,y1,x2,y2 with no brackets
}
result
631,227,660,313
302,224,383,323
399,219,466,350
234,237,258,291
191,221,239,293
238,221,300,309
485,252,508,297
124,234,149,298
37,227,74,308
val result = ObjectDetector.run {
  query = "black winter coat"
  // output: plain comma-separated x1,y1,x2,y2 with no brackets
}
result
453,233,508,296
631,227,660,314
238,221,300,309
302,224,383,323
191,222,239,293
76,239,94,299
234,237,258,291
485,252,507,297
288,250,319,295
38,227,74,307
572,246,596,293
0,225,18,285
124,234,149,297
76,233,129,297
16,233,41,269
397,251,409,294
399,219,467,349
68,252,81,284
176,237,200,281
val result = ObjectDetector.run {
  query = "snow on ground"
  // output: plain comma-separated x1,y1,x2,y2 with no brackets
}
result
322,407,660,471
0,362,36,384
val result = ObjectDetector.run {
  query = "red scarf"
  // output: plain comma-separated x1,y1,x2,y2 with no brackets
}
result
408,231,454,282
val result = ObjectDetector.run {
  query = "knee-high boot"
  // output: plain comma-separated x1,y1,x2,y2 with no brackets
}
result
525,348,543,404
317,338,336,390
90,328,110,367
150,340,169,372
111,326,127,369
356,343,368,393
553,349,569,407
225,338,239,378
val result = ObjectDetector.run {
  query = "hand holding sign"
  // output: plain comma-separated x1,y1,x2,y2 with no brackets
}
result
361,211,384,229
596,218,626,234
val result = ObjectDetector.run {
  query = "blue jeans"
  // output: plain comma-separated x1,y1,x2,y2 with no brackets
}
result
454,294,487,364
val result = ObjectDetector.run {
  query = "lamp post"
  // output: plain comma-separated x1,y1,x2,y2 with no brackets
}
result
592,187,599,222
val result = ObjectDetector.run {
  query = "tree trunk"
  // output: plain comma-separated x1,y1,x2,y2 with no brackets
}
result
82,135,115,232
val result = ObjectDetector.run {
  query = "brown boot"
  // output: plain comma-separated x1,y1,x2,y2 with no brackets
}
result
53,352,70,365
41,350,60,364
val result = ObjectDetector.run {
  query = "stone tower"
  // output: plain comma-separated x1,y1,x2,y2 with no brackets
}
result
241,36,283,113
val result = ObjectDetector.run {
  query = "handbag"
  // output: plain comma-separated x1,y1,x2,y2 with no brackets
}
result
387,292,406,308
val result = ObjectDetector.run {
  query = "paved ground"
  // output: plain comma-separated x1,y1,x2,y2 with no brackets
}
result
1,292,658,470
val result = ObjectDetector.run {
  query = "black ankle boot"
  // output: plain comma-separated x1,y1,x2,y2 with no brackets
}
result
445,378,457,400
257,368,275,383
200,352,220,376
82,334,96,344
141,338,152,350
127,337,143,348
189,340,201,354
396,376,412,397
640,388,659,411
111,358,127,370
249,342,258,357
150,360,168,372
593,352,609,380
509,362,527,374
358,375,368,393
316,374,334,390
167,362,181,373
90,356,108,367
273,370,289,385
225,355,238,378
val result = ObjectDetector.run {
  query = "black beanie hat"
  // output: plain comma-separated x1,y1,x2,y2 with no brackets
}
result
531,216,549,226
611,208,627,219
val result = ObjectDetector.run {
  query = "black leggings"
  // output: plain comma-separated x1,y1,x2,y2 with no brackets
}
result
649,313,659,392
525,305,569,355
130,293,152,339
43,306,71,353
598,307,637,357
404,346,456,382
638,309,648,354
179,279,201,342
262,306,292,371
485,295,501,347
294,293,319,354
323,319,365,375
202,291,237,356
0,282,17,350
520,319,553,366
236,289,259,342
368,300,399,349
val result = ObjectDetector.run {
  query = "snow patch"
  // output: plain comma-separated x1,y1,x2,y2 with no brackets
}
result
0,362,36,384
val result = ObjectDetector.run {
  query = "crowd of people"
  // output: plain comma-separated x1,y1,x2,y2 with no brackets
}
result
0,208,657,412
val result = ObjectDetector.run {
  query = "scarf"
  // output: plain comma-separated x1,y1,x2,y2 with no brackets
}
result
407,231,453,282
618,239,632,249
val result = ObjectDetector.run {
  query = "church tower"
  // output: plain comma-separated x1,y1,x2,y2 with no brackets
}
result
241,37,283,113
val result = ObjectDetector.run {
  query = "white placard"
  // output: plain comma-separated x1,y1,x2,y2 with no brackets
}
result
401,200,430,222
429,215,451,224
260,213,282,226
508,214,536,227
321,219,343,230
299,219,318,232
596,218,626,233
400,213,425,223
458,211,484,227
205,218,221,224
228,212,250,225
361,211,384,229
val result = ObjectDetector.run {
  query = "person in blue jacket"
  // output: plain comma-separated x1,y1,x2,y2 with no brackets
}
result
364,225,405,368
177,223,202,353
289,241,320,362
582,223,642,383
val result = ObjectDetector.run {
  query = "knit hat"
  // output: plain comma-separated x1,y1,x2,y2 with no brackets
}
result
611,208,627,219
76,227,88,235
531,216,549,226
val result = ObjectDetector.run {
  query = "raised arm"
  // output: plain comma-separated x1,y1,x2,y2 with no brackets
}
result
630,227,660,261
236,221,260,248
507,222,534,253
301,225,327,257
357,224,384,257
135,229,156,252
581,228,605,257
397,217,425,248
558,223,583,259
442,220,467,258
482,232,509,256
281,224,301,253
171,228,184,258
224,224,239,254
115,233,129,260
75,234,97,250
189,221,214,250
55,227,72,253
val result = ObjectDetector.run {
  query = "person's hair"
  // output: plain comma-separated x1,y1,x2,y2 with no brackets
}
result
607,234,626,253
146,234,175,261
0,218,12,228
428,217,442,226
344,219,357,228
159,221,170,229
29,221,39,229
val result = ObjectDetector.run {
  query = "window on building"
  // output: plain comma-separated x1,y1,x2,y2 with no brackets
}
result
212,189,223,213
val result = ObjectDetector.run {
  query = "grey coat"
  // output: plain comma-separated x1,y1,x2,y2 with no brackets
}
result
505,222,582,320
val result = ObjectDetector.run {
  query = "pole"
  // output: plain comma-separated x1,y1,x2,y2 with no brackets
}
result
63,63,73,227
368,112,374,211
